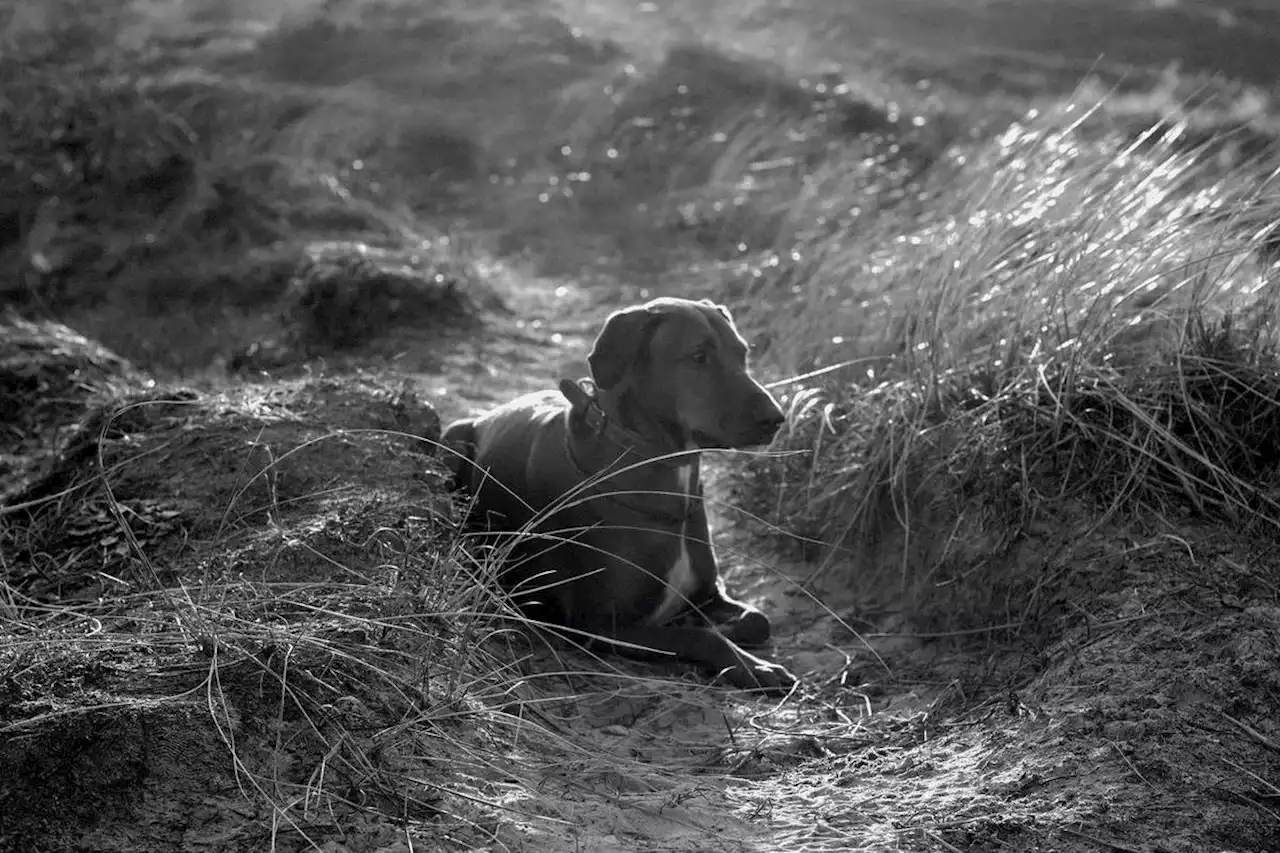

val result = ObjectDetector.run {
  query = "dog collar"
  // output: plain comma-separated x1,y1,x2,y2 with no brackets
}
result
558,377,684,464
558,379,698,526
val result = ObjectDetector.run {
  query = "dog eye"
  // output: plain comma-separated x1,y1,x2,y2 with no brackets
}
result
690,350,709,364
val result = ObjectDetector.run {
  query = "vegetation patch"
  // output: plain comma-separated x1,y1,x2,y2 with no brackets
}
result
1,314,448,594
1,317,520,851
724,103,1280,624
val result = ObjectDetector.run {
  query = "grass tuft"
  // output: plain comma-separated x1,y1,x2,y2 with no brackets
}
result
283,246,477,352
729,99,1280,631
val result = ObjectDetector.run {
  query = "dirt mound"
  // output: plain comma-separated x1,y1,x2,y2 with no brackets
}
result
0,30,487,374
2,315,449,600
582,42,901,177
0,318,534,853
226,241,482,374
503,40,951,270
562,42,915,202
0,313,155,505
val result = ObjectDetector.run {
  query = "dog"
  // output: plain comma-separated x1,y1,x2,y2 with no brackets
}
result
441,297,796,694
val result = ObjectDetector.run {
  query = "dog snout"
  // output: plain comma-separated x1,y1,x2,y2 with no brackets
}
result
743,397,785,443
755,408,785,436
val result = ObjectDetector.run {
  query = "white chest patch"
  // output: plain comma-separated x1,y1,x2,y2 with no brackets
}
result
646,464,698,626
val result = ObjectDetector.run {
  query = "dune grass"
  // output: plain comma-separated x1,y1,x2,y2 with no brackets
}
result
706,98,1280,632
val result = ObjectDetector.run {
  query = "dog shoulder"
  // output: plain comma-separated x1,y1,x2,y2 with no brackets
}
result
473,389,567,433
492,388,568,414
441,418,476,446
467,389,569,463
439,418,477,489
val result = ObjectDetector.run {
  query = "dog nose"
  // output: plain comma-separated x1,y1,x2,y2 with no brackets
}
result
756,408,786,433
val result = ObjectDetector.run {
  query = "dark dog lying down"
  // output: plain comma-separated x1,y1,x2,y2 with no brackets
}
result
442,297,796,694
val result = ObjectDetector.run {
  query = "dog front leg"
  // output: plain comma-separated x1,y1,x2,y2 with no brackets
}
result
591,624,796,695
684,503,772,647
440,419,478,492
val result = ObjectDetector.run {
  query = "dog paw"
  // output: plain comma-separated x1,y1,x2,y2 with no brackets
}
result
717,610,771,647
724,654,797,696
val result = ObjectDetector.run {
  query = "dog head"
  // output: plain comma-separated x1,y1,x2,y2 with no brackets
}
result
587,297,785,449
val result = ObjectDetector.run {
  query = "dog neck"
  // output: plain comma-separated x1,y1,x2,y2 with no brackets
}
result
558,377,699,526
558,378,689,466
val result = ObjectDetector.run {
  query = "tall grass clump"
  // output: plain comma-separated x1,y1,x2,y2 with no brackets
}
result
0,484,559,847
734,99,1280,627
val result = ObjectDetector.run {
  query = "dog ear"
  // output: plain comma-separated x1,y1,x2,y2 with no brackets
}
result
588,304,655,390
698,299,748,344
706,299,735,324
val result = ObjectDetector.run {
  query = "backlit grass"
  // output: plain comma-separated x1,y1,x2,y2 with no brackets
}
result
726,99,1280,629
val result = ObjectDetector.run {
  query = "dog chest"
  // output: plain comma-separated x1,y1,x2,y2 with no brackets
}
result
645,464,699,626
